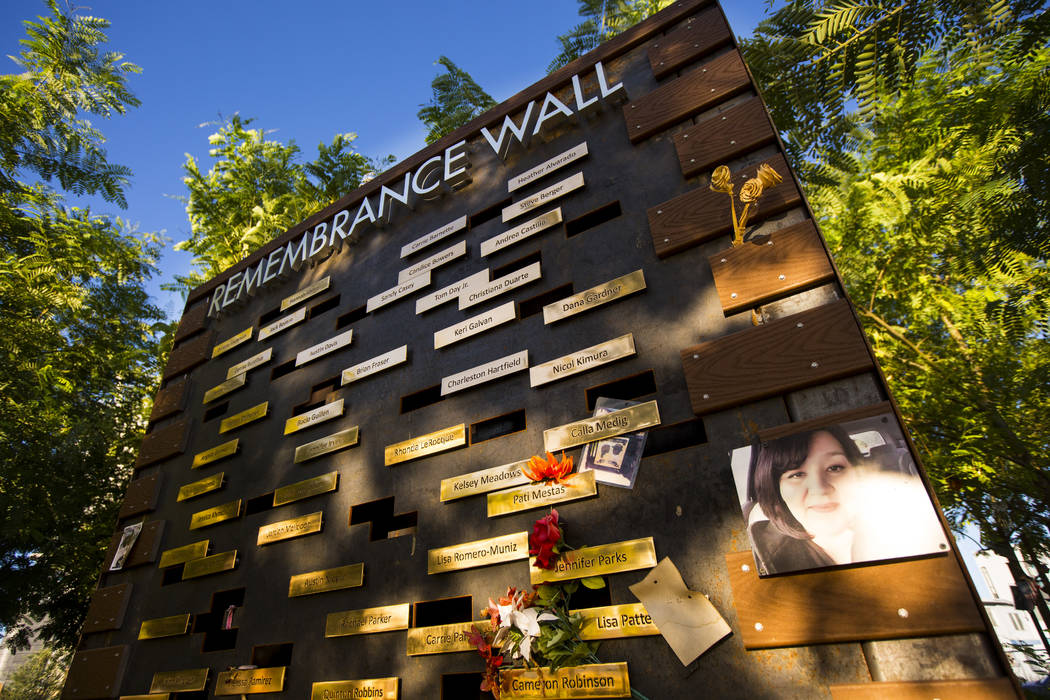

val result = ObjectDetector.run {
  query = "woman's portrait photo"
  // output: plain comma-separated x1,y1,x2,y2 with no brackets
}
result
730,411,948,576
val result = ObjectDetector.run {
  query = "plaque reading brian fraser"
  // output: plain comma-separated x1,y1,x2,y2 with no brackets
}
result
397,239,466,284
441,350,528,396
502,171,585,222
459,262,541,310
341,345,407,385
480,208,563,257
530,334,636,387
434,301,516,349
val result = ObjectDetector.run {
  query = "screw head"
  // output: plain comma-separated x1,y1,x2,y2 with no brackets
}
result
897,608,909,618
755,622,764,631
702,393,710,399
730,293,738,299
810,361,819,368
778,274,786,280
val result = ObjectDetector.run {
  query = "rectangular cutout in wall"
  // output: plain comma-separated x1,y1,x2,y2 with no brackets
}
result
270,359,297,382
470,197,513,229
349,496,418,541
519,283,573,319
491,250,542,280
251,642,293,667
244,493,275,516
203,402,229,423
441,673,485,700
258,306,282,327
585,370,657,410
642,418,707,457
401,384,443,414
201,629,237,653
470,409,526,444
336,305,367,330
565,201,622,238
309,294,340,320
413,595,473,627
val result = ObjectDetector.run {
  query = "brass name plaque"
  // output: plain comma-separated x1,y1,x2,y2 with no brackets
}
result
191,438,239,468
150,668,209,694
342,345,408,385
226,347,272,379
397,239,467,284
258,306,307,341
189,500,241,530
138,613,191,640
440,459,530,501
294,426,359,463
273,471,338,507
257,511,323,545
202,373,246,404
281,276,330,311
406,621,486,655
121,695,170,700
384,424,466,466
366,270,431,313
428,531,529,574
529,537,656,585
502,663,630,699
284,398,344,435
441,350,528,396
212,327,253,358
488,471,597,517
416,269,489,314
481,208,563,257
434,300,516,349
296,329,353,367
311,678,400,700
325,603,410,637
402,213,467,258
219,401,269,434
530,334,636,387
576,603,658,640
459,261,542,310
182,550,237,580
508,142,588,192
502,171,585,223
289,562,364,597
543,269,646,324
158,540,208,568
177,472,224,502
215,667,286,696
544,400,660,452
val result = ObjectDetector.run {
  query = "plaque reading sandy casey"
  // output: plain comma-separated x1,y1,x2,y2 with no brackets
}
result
543,269,646,324
488,470,597,517
384,424,466,466
544,400,660,452
441,350,529,396
440,459,531,501
366,270,431,313
428,531,529,574
530,333,636,387
325,603,410,637
295,329,353,367
530,537,657,585
434,300,516,349
341,345,408,385
284,398,344,435
311,678,400,700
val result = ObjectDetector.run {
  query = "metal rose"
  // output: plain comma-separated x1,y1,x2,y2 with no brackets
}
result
755,163,782,188
739,178,764,203
709,165,733,193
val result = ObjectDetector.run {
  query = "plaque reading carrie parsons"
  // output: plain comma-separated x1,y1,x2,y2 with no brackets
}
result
150,669,209,694
529,537,656,585
294,427,359,463
441,350,528,396
439,459,530,501
544,400,660,452
215,667,285,696
182,550,237,580
576,603,659,640
502,171,585,222
530,334,636,387
257,511,323,546
406,621,485,655
341,345,408,385
384,424,466,466
416,269,490,314
508,142,588,192
480,208,563,257
397,239,467,284
366,270,431,313
258,306,307,341
288,562,364,598
281,276,330,311
428,531,530,574
212,327,252,358
226,347,272,380
434,301,516,349
459,262,542,310
158,540,208,568
295,329,353,367
284,399,344,435
501,662,630,699
325,604,410,637
488,470,598,517
219,402,268,434
543,269,646,324
191,438,238,468
311,678,400,700
402,213,467,258
177,472,224,502
202,373,246,404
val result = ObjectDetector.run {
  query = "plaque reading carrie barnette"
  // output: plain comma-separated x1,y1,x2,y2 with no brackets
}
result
401,214,467,258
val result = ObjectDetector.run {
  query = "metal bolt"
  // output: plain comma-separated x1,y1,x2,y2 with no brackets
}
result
635,125,641,129
657,209,663,214
690,158,695,163
631,104,635,109
722,115,727,120
660,61,664,65
767,240,774,245
654,43,659,48
664,238,669,243
754,622,764,631
730,293,738,299
720,258,727,263
730,140,736,145
683,134,688,138
741,564,750,572
778,274,785,280
702,393,710,399
710,88,715,92
810,361,819,368
694,44,699,48
796,322,804,328
898,608,909,618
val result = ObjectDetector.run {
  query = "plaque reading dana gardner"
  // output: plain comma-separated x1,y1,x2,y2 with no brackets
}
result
434,301,516,349
543,269,646,324
288,562,364,597
488,470,597,517
257,511,323,545
325,603,410,637
428,531,530,574
311,678,400,700
501,662,630,699
439,459,530,501
384,424,466,466
284,398,344,435
150,668,209,694
294,426,359,463
543,400,660,452
530,334,636,387
341,345,408,385
529,537,657,585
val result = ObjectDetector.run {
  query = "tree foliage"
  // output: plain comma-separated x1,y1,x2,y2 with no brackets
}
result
548,0,674,73
417,56,496,145
0,646,70,700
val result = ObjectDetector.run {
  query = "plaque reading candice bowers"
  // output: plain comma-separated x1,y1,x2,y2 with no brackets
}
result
325,603,410,637
434,301,516,349
529,537,656,585
226,347,272,380
401,213,467,258
440,459,530,501
508,142,588,192
258,306,306,341
397,239,467,283
310,678,399,700
428,531,530,574
294,426,359,463
543,269,646,324
288,562,364,597
481,208,563,257
406,621,484,655
544,400,660,452
502,171,585,222
416,269,490,314
530,333,636,387
384,424,466,466
341,345,408,385
441,350,528,396
366,270,431,313
284,399,344,435
488,470,597,517
295,329,353,367
459,262,541,310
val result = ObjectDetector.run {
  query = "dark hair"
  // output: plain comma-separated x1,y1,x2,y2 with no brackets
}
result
750,425,862,540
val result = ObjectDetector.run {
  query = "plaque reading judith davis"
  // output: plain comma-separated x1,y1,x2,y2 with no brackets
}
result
530,537,657,585
488,470,598,517
288,562,364,597
501,663,630,700
543,400,660,452
257,511,323,546
311,678,400,700
543,269,646,324
325,603,410,637
294,426,359,463
150,668,209,694
384,424,466,466
214,667,285,696
428,531,530,574
440,459,530,501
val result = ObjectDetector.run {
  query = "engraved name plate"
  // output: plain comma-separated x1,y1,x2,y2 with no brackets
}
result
311,678,400,700
576,603,659,640
284,399,344,435
273,472,338,507
480,208,563,257
544,400,660,452
434,301,516,349
202,373,246,404
191,438,239,468
529,537,657,585
226,348,272,380
508,142,588,192
488,471,597,517
440,459,530,501
441,350,528,396
296,329,353,367
502,171,585,222
150,669,209,694
159,540,209,568
138,614,191,640
212,328,253,358
121,695,171,700
416,269,490,314
402,214,467,258
294,427,359,463
258,306,307,341
257,511,323,545
281,276,330,311
530,334,636,387
366,270,431,313
219,402,269,434
189,500,241,530
406,621,485,655
325,603,410,637
177,472,223,502
397,239,467,284
341,345,408,385
502,663,630,699
288,562,364,597
543,269,646,324
215,667,285,696
182,550,237,579
428,531,530,574
384,424,467,466
459,262,542,310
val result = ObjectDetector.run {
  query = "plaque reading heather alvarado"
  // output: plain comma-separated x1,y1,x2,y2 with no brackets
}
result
508,142,588,192
543,269,646,324
502,171,585,222
385,424,466,466
440,459,531,501
366,270,431,313
281,276,330,311
295,329,353,367
294,427,359,463
342,345,408,385
458,262,541,310
428,531,530,574
325,603,410,637
544,400,660,452
416,269,490,314
401,214,467,258
530,334,636,387
434,301,516,349
480,208,563,257
441,350,528,396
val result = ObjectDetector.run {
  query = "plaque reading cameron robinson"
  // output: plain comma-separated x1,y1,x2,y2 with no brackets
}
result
428,531,530,574
325,604,410,637
543,269,646,324
544,400,660,452
384,424,467,466
502,662,630,699
529,537,657,585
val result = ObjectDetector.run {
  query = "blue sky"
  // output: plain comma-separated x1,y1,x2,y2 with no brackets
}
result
1,1,768,320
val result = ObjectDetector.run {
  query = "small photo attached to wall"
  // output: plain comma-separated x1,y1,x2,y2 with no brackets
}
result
729,409,948,576
579,397,648,489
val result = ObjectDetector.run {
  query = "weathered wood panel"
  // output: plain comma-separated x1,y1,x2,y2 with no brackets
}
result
829,679,1015,700
148,376,188,423
118,473,163,520
82,583,132,634
675,96,776,178
648,5,732,80
61,645,128,699
134,419,189,470
104,520,165,570
163,331,213,380
172,297,209,343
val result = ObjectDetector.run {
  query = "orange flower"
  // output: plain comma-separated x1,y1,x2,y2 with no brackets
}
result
523,452,573,483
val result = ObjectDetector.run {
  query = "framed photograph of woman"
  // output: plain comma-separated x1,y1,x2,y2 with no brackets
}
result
730,409,949,576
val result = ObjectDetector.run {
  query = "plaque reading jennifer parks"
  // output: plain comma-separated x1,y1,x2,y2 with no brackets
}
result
441,350,528,396
502,171,585,222
226,347,272,380
273,471,338,507
311,678,400,700
401,213,467,258
416,269,490,314
294,427,359,463
215,667,286,696
544,400,660,452
284,399,344,435
434,301,516,349
219,402,268,434
202,373,246,404
428,531,530,574
138,614,191,640
384,424,466,466
488,470,597,517
397,239,467,284
325,603,410,638
288,562,364,597
459,261,542,310
189,500,241,530
212,327,252,358
366,270,431,313
502,663,630,699
281,276,330,311
543,269,646,324
176,472,224,502
406,621,484,655
158,540,208,568
341,345,408,385
258,306,307,341
508,142,588,192
295,329,353,367
440,459,530,501
150,669,209,694
529,538,657,585
192,438,238,468
257,511,323,546
480,208,563,257
576,603,659,641
182,550,237,580
530,334,636,387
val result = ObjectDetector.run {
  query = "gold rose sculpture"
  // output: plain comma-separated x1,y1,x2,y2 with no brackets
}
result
709,163,783,245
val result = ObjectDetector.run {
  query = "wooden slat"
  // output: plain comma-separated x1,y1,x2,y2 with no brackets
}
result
710,220,835,315
757,402,893,443
61,645,128,699
726,551,985,648
675,96,776,178
830,678,1016,700
148,376,188,423
680,300,872,415
173,297,209,343
134,419,189,470
104,520,165,570
648,6,733,80
118,473,162,520
82,584,132,634
625,49,750,143
649,154,801,258
163,331,213,380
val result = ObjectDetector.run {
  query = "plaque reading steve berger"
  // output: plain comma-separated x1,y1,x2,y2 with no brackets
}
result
730,410,949,576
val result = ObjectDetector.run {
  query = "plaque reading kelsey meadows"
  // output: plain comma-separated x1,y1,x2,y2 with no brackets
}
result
288,562,364,597
325,604,410,637
406,621,485,655
543,400,660,452
284,398,344,435
543,269,646,324
439,459,530,501
529,537,657,585
428,531,530,574
501,662,630,699
311,678,400,700
150,668,209,694
191,438,238,468
294,426,359,463
215,667,286,696
257,511,323,546
384,424,466,466
530,334,636,387
488,471,598,517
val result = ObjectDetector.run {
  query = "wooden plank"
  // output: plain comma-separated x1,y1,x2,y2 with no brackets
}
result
134,419,189,470
829,678,1016,700
757,402,893,443
709,220,835,315
173,297,209,342
648,6,733,80
61,645,128,699
650,153,801,258
148,376,188,423
104,520,165,570
625,49,750,143
726,551,985,649
82,583,132,634
163,330,213,380
118,473,162,520
680,300,872,415
675,96,776,178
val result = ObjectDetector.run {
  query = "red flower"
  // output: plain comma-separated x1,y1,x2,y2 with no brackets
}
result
522,452,573,483
529,509,562,569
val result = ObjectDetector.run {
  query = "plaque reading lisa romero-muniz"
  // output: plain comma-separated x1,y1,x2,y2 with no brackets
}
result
501,662,630,699
150,669,209,694
257,511,323,546
182,550,237,580
219,402,268,434
189,500,241,530
576,603,659,640
273,471,338,507
401,214,467,258
138,613,191,640
311,678,400,700
529,537,657,585
440,459,530,501
434,301,516,349
459,261,542,310
543,269,646,324
202,373,246,404
508,142,588,192
384,424,466,466
416,269,490,314
281,276,330,311
177,472,224,502
215,667,285,696
341,345,408,385
441,350,528,396
284,398,344,435
530,334,636,387
294,427,359,463
325,603,410,637
212,327,252,358
159,540,209,568
488,470,597,517
288,562,364,597
501,171,585,223
543,400,660,452
226,347,272,380
428,531,530,574
406,621,485,655
397,239,467,284
480,208,563,257
295,329,352,367
366,270,431,313
192,438,238,468
257,306,307,341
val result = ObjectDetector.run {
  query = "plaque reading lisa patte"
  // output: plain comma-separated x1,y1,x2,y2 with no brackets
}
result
190,500,241,530
428,531,530,574
366,270,431,313
459,261,542,310
288,562,364,597
257,511,323,546
488,470,598,517
576,603,659,640
284,398,344,435
508,142,588,192
202,373,246,404
159,540,208,568
441,350,529,396
502,171,585,222
417,269,490,314
544,400,660,452
150,668,209,694
325,603,410,638
295,329,353,367
397,239,467,284
281,276,330,311
258,306,307,341
219,402,268,434
294,426,359,463
176,472,223,502
182,550,237,580
401,213,467,258
192,438,238,468
215,667,285,696
530,334,636,387
543,269,646,324
226,347,272,380
311,678,400,700
273,471,338,507
480,208,563,257
440,459,530,501
341,345,408,385
212,327,253,358
138,613,191,640
406,621,485,655
502,662,630,699
385,424,466,466
434,300,516,349
529,537,657,585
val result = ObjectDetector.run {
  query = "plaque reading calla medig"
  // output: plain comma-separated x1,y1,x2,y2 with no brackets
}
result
543,400,660,452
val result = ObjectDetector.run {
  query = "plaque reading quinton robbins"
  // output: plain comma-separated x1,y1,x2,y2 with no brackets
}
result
434,301,516,349
257,306,307,341
501,171,585,222
544,400,660,452
295,328,353,367
325,603,410,637
441,350,528,396
530,334,636,387
439,459,530,501
488,470,598,517
501,662,630,699
480,208,563,257
341,345,408,385
284,398,344,435
530,537,657,585
311,678,400,700
288,562,364,597
428,531,530,574
294,426,359,463
543,269,646,324
384,424,466,466
257,511,323,546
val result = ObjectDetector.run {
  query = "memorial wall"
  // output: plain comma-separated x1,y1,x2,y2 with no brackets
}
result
63,1,1017,698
